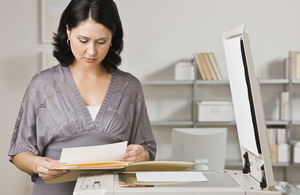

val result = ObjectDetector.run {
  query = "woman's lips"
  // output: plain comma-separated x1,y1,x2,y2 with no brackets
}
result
85,58,96,62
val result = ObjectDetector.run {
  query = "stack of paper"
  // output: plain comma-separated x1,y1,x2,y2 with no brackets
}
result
47,141,194,184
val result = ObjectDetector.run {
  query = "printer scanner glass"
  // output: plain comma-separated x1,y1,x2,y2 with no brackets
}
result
116,172,240,188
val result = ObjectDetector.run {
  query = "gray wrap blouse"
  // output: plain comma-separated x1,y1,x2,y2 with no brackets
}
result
8,64,156,195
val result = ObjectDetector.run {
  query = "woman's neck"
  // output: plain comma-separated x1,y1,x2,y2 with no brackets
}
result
69,63,108,80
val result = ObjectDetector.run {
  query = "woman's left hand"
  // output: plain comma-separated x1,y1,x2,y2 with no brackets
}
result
118,144,149,163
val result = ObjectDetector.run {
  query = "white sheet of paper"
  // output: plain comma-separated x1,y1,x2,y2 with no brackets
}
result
59,141,127,164
223,37,259,156
136,172,208,182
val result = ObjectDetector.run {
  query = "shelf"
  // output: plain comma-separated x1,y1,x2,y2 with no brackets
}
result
197,121,236,126
150,121,194,126
142,80,194,85
196,79,289,84
266,120,290,126
150,120,289,127
201,120,291,126
292,80,300,84
196,80,229,84
292,121,300,125
225,160,289,167
259,79,289,84
142,79,291,85
266,120,300,125
273,162,290,167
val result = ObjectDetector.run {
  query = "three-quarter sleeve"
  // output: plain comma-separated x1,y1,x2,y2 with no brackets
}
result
131,82,157,161
8,84,39,163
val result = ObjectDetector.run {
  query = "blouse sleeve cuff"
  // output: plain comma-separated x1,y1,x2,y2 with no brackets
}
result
8,144,39,164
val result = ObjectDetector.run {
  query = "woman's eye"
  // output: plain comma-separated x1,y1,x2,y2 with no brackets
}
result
79,39,106,45
79,39,88,43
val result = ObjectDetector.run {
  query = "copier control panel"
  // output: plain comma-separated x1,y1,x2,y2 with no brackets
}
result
74,174,113,195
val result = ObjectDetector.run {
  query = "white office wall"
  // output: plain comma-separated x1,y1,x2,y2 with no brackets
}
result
1,0,300,194
116,0,300,80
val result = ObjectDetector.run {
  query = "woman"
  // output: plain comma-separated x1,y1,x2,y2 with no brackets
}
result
8,0,156,194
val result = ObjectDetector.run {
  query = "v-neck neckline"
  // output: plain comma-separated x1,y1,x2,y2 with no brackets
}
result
63,65,118,130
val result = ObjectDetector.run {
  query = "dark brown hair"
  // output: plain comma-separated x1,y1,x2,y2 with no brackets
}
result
53,0,123,73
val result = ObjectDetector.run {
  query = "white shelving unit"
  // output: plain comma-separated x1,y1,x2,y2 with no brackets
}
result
141,60,298,181
142,80,291,123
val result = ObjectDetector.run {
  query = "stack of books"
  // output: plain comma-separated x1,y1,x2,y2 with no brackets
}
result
289,51,300,79
193,53,222,80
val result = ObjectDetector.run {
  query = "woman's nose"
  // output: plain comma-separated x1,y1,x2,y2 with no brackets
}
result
87,42,97,56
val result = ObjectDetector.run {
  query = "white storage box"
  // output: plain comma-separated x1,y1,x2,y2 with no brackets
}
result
174,62,195,81
198,101,234,122
294,142,300,163
277,143,289,163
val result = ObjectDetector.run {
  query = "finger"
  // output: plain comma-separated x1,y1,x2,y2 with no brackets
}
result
119,150,145,163
119,145,134,160
121,155,144,163
43,158,66,170
119,147,142,161
38,169,68,181
45,158,66,167
37,165,67,176
125,144,135,152
127,147,142,158
36,158,69,181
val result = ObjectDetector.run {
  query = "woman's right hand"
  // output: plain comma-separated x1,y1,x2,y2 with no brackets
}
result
13,152,69,181
35,157,68,181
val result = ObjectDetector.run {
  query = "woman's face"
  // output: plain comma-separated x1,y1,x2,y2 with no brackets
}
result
67,18,112,69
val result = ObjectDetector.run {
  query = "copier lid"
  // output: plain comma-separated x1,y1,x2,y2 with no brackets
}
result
223,24,275,190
